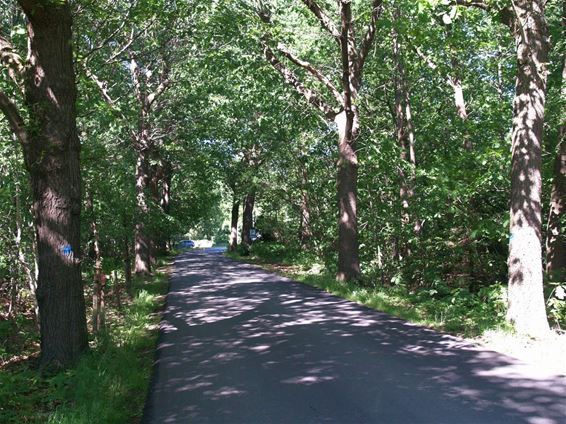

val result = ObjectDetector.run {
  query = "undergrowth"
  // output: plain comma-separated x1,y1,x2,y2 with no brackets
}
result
227,242,510,337
0,260,170,423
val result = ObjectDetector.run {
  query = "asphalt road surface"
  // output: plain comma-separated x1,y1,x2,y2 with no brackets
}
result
142,249,566,423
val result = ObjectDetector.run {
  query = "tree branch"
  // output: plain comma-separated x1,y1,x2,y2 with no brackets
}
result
413,45,438,70
128,56,144,105
83,65,136,138
451,0,513,28
339,0,355,105
453,0,490,11
262,41,335,118
81,1,136,64
354,0,384,85
301,0,340,40
0,90,28,146
276,43,343,105
0,35,25,90
147,58,171,108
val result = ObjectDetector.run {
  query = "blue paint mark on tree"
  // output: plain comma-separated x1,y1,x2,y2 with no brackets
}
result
61,244,73,257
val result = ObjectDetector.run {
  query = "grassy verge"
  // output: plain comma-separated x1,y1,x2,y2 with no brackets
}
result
226,243,508,338
0,258,171,423
228,243,566,375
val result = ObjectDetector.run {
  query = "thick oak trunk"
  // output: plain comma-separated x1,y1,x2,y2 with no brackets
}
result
229,198,240,251
19,1,88,368
507,0,550,335
134,150,151,275
335,111,360,281
242,191,255,248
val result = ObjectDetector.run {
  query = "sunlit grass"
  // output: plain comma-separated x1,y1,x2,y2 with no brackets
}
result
227,243,507,338
0,260,170,424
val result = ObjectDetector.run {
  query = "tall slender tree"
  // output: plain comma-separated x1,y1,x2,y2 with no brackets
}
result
257,0,384,281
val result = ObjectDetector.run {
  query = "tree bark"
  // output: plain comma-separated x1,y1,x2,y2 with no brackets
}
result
260,0,383,282
393,15,411,233
17,0,88,368
124,237,133,296
298,165,313,245
90,199,104,334
160,160,172,215
507,0,550,335
134,149,151,275
392,10,419,248
14,172,38,323
448,51,468,122
335,110,360,281
229,197,240,251
242,191,256,248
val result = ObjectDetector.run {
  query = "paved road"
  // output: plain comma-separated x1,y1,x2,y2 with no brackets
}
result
143,250,566,423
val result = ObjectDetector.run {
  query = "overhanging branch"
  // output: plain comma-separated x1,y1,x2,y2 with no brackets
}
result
0,35,25,90
0,90,28,146
262,41,335,119
276,43,343,105
301,0,340,40
354,0,384,86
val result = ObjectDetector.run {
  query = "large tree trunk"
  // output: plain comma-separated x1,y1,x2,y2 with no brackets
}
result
241,191,255,248
19,0,88,368
507,0,550,335
229,197,240,251
134,150,151,275
335,111,360,281
259,0,384,282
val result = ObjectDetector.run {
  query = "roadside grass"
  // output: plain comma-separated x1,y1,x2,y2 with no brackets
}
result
0,258,170,424
227,242,509,338
228,242,566,375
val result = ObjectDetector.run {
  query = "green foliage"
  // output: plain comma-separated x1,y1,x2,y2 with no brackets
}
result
0,3,564,421
230,242,509,337
0,268,169,424
547,282,566,326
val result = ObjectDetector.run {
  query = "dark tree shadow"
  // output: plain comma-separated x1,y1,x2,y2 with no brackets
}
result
143,250,566,424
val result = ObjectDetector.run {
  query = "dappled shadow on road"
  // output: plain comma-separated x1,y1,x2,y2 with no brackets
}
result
143,251,566,424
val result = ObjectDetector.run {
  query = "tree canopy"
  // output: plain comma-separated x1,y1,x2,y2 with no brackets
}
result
0,0,564,370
